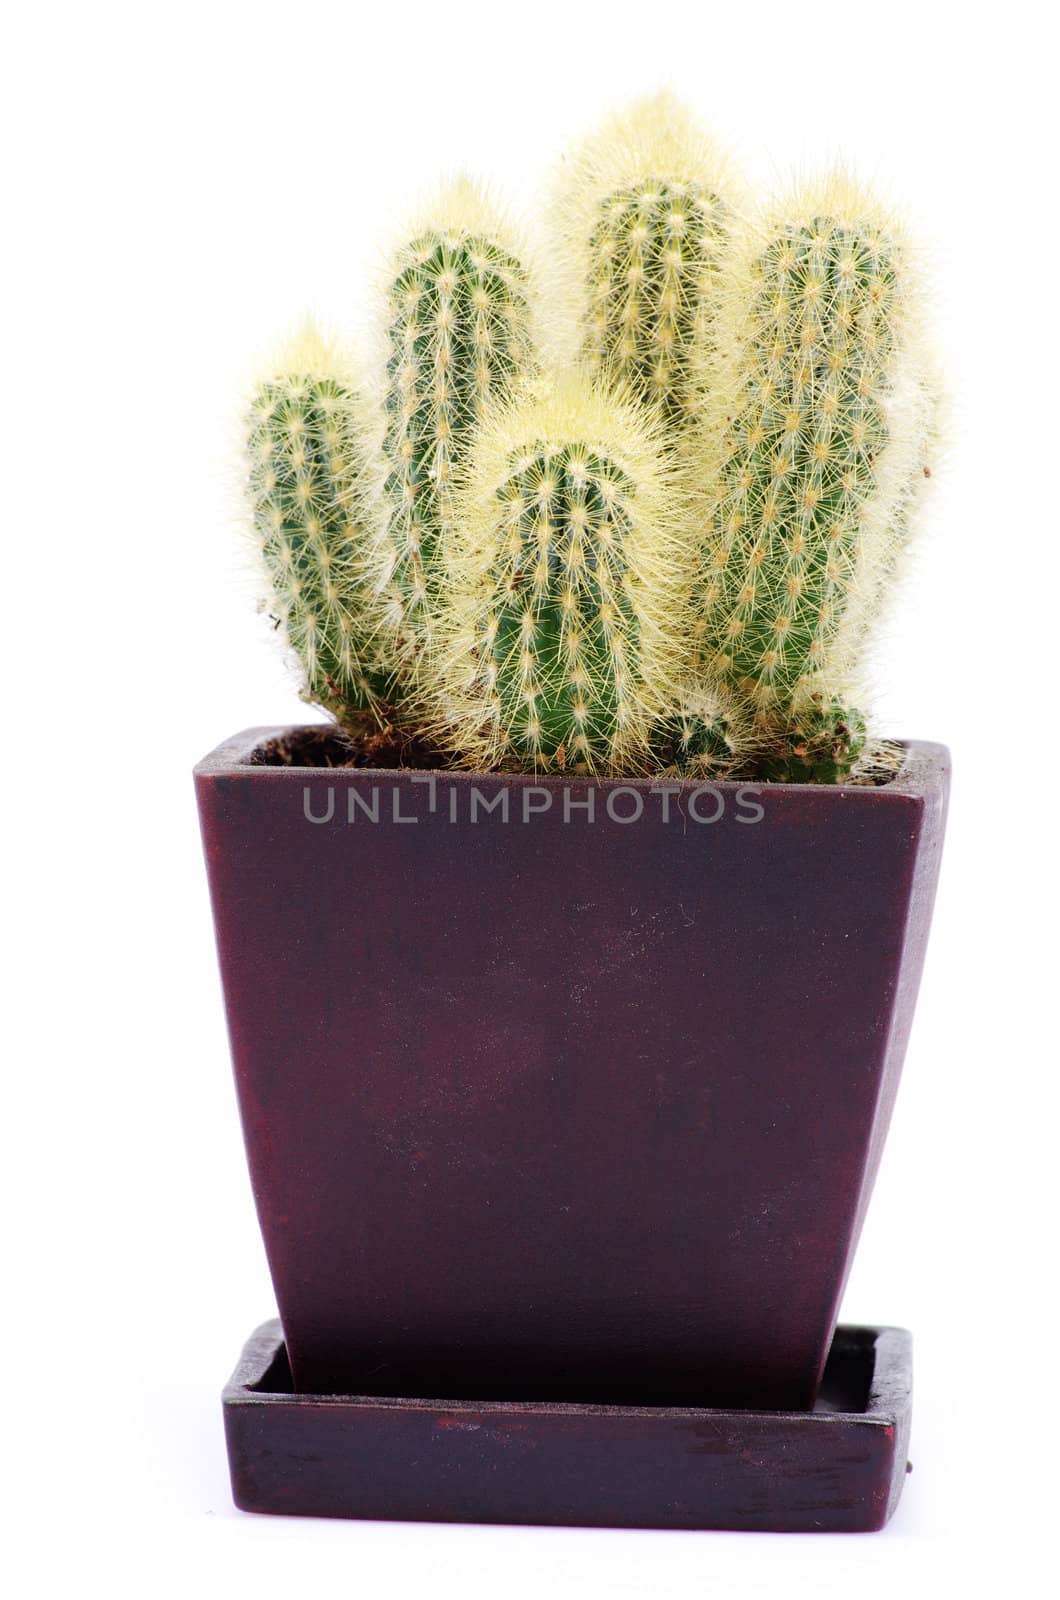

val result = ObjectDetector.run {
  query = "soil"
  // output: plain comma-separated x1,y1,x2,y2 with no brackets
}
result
249,720,443,771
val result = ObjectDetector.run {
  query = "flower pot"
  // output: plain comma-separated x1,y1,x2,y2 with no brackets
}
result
195,728,948,1411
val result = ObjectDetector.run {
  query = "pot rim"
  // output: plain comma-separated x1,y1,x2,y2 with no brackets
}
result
195,726,949,802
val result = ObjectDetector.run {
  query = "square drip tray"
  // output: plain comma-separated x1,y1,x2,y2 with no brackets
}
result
222,1321,912,1532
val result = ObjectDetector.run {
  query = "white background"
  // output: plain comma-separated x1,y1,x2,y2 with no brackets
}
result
5,2,1058,1594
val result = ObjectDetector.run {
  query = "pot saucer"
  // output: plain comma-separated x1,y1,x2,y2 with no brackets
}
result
222,1321,912,1532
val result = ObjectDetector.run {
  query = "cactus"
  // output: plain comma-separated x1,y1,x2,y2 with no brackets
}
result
380,179,538,667
547,91,743,430
246,325,393,728
693,173,935,778
649,686,743,778
433,375,696,775
753,696,867,784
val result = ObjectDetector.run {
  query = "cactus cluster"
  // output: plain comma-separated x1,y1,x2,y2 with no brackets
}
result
242,93,939,782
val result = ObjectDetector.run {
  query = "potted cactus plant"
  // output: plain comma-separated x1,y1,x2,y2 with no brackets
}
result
196,93,949,1532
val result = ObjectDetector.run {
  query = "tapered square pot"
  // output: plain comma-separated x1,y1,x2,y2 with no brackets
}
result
196,729,948,1410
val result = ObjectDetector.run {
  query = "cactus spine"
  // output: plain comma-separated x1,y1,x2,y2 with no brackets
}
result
380,180,537,666
694,174,934,777
547,91,743,430
246,325,392,727
435,376,695,775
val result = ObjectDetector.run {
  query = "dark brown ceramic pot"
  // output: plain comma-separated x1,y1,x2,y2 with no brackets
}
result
195,727,948,1409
